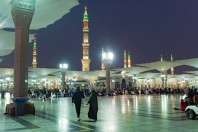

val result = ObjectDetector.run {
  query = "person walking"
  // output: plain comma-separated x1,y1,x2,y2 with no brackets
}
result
87,89,98,121
1,90,5,99
72,86,85,121
42,87,47,101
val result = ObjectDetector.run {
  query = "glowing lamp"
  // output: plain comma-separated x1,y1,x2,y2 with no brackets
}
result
59,63,68,70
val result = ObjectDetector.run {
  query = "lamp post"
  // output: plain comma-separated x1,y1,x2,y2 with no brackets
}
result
0,79,4,92
102,52,113,96
5,77,11,91
177,80,181,88
32,79,36,88
185,78,189,87
161,73,167,88
132,74,137,87
146,78,151,88
59,63,68,90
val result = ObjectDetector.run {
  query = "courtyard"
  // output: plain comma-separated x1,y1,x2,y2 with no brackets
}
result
0,94,197,132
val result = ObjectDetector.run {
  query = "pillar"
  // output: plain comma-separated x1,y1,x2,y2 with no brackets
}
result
61,71,66,90
11,0,36,116
105,62,111,96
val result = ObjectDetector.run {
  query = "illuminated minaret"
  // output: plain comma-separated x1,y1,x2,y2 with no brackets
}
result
170,54,174,75
32,37,37,68
81,5,91,71
160,54,163,61
127,51,131,67
170,54,173,61
124,50,127,68
101,48,105,70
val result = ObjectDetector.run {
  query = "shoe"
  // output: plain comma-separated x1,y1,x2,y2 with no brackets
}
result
78,118,81,121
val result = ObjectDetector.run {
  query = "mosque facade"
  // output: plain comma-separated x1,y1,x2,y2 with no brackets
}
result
0,3,196,91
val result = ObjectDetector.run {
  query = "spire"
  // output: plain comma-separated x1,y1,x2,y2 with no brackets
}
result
170,54,173,61
33,37,37,49
127,51,131,67
32,36,37,68
101,48,105,71
83,3,88,20
170,54,174,75
160,54,163,61
124,50,127,68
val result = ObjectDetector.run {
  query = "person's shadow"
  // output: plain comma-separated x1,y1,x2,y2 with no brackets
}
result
80,119,97,122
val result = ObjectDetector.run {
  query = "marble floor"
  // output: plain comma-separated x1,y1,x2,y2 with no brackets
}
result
0,94,197,132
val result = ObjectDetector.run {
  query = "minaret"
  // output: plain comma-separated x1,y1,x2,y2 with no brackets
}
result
170,54,174,75
124,50,127,68
170,54,173,61
81,5,91,71
32,37,37,68
127,51,131,67
101,48,105,70
160,54,163,61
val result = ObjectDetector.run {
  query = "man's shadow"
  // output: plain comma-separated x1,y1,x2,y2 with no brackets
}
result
80,119,97,122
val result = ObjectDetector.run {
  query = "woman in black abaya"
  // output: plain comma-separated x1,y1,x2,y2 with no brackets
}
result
87,89,98,121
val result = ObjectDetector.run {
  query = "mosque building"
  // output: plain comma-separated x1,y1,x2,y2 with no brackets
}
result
1,2,198,91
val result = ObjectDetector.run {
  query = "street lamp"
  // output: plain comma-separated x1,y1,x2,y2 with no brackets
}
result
31,79,36,88
59,63,68,90
0,79,4,92
102,52,113,96
161,73,167,88
185,78,189,87
5,77,11,91
132,74,137,87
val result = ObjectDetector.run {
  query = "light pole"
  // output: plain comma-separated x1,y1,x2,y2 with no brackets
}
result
32,79,36,88
132,74,137,87
0,79,4,92
177,80,181,88
185,78,189,87
59,63,68,90
102,52,113,96
5,77,11,91
161,73,167,88
146,78,151,88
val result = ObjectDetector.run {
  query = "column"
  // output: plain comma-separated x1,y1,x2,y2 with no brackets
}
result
11,0,36,116
105,62,111,95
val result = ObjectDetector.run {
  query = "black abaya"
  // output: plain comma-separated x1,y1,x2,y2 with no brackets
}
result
88,90,98,120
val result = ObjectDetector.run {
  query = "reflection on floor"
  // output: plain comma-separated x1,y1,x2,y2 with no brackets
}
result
0,95,197,132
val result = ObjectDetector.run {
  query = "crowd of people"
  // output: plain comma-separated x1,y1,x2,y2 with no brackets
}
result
23,86,198,101
94,87,186,96
2,86,198,101
1,86,198,121
27,87,89,100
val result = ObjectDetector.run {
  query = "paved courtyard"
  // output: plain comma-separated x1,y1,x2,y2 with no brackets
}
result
0,94,197,132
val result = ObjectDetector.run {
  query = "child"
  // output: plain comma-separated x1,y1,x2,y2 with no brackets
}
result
180,99,187,111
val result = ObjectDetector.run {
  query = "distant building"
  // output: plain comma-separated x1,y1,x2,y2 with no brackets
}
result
32,37,37,68
81,5,91,71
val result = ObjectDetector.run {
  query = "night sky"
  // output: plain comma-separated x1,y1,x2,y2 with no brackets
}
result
2,0,198,71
